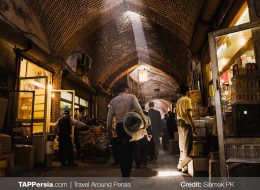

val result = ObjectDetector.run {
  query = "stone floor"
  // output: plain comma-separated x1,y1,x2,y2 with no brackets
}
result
15,150,189,178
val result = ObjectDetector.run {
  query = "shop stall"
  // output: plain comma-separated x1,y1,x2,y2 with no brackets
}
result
209,21,260,177
14,58,53,166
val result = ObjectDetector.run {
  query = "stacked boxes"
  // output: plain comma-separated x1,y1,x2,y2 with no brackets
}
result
188,120,210,176
5,152,14,176
0,133,11,153
188,157,209,177
192,141,207,157
0,134,13,176
0,157,6,176
14,144,35,171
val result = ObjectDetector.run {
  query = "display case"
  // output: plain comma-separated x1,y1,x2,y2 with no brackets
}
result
19,77,48,134
209,21,260,177
8,91,35,145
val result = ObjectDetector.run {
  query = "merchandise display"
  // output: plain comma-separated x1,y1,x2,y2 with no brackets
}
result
209,21,260,177
77,122,110,162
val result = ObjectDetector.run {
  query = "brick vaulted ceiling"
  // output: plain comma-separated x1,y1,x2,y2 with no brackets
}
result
26,0,206,87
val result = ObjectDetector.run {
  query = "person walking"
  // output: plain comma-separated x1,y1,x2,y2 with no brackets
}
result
110,117,120,165
162,113,169,151
134,108,150,169
176,84,195,173
107,83,146,177
167,111,177,140
55,110,85,166
148,102,162,160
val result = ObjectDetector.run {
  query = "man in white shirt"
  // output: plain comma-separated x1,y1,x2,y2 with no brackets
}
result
107,83,146,177
176,84,195,172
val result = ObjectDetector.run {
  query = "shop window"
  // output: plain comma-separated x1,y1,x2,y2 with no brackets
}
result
80,98,88,107
18,59,52,134
60,92,73,115
75,96,79,104
19,59,52,80
61,92,72,102
60,93,89,119
232,3,250,26
214,26,260,137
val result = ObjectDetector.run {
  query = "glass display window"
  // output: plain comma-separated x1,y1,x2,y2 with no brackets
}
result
79,98,88,107
19,77,47,134
209,21,260,177
61,92,73,102
18,59,53,134
214,25,260,137
20,59,52,81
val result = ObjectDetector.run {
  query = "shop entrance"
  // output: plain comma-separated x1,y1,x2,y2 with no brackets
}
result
19,76,48,134
48,89,75,138
16,76,49,164
209,21,260,176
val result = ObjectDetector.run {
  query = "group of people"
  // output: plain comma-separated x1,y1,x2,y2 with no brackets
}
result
161,111,178,151
54,82,195,177
108,83,196,176
107,83,170,177
107,83,195,177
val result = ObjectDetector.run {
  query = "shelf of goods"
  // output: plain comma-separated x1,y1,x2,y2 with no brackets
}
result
231,62,260,105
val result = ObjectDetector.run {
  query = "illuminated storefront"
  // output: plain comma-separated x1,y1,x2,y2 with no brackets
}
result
208,6,260,176
18,58,53,135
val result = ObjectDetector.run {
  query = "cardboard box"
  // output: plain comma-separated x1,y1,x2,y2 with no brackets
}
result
5,152,14,176
188,157,209,177
0,157,7,177
33,135,45,164
14,144,35,171
190,90,202,103
192,141,207,156
193,126,207,138
0,133,11,152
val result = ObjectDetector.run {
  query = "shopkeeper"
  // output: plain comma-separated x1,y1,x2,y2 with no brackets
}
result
176,84,195,173
55,110,86,167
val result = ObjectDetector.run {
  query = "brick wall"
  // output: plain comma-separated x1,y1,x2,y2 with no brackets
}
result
51,71,62,123
78,16,191,88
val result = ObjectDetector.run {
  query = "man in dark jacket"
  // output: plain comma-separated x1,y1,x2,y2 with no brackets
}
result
55,110,85,166
148,102,162,160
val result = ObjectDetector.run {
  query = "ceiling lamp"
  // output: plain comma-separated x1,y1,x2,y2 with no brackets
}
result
138,69,148,83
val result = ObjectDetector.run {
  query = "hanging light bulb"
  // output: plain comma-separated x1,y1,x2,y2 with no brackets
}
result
138,69,148,82
48,82,52,90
